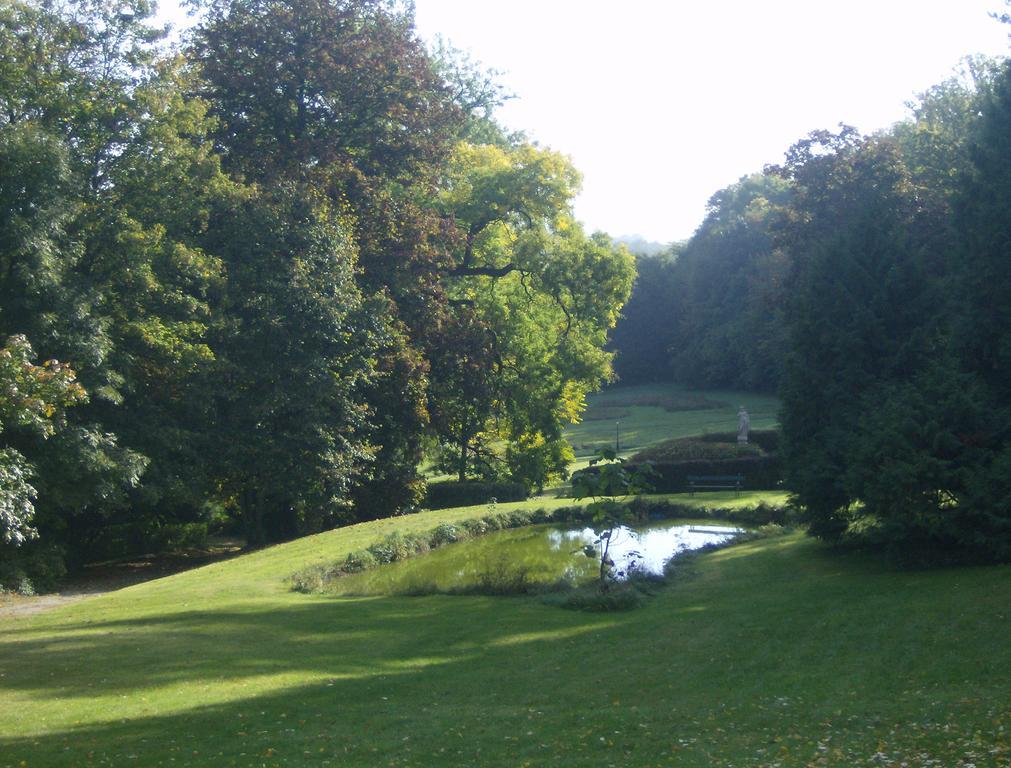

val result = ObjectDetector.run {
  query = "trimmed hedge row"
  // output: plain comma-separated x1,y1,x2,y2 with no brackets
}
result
644,455,782,493
424,480,529,509
695,429,780,453
631,439,763,463
574,454,782,493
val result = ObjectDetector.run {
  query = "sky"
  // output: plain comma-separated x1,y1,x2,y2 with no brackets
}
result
157,1,1010,243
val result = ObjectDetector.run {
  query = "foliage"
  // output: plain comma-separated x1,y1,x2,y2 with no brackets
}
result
948,58,1011,560
190,0,460,183
546,580,649,612
206,186,387,545
423,480,528,509
774,91,1011,561
631,438,764,463
0,0,639,577
608,248,680,384
892,55,1005,208
571,447,656,585
579,455,781,495
429,140,635,485
609,173,792,391
775,127,947,543
693,428,781,453
0,335,87,545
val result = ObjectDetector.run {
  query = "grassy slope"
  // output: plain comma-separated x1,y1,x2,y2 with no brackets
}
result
1,492,1008,767
565,383,780,467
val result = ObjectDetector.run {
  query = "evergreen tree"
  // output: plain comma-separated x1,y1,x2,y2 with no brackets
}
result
950,60,1011,559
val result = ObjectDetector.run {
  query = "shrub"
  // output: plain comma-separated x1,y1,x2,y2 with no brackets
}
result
424,480,528,509
460,518,490,536
632,439,764,463
696,429,781,453
0,541,67,594
622,455,783,492
544,581,647,612
474,556,535,595
504,509,534,528
341,549,378,573
429,523,461,547
367,532,429,564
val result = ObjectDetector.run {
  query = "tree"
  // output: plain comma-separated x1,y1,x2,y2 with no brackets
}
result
668,173,792,391
571,448,655,586
431,141,635,488
608,248,680,385
202,186,386,545
892,56,1005,209
949,59,1011,560
190,0,460,183
0,96,146,566
0,336,87,546
774,127,978,554
188,0,465,522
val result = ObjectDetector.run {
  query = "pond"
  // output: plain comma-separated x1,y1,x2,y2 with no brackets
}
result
324,520,741,597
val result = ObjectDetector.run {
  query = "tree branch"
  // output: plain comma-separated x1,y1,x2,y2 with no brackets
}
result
449,263,517,278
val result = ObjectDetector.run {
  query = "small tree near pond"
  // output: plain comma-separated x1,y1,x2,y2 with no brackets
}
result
571,448,656,587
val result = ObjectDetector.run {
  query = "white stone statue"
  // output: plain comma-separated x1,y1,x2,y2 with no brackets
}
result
737,406,750,445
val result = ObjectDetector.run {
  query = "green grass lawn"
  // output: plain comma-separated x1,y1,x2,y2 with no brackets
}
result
1,492,1008,767
565,383,780,467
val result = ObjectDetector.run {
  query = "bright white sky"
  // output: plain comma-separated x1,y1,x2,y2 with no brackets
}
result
158,1,1010,243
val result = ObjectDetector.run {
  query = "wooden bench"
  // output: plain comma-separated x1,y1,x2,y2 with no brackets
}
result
687,474,744,496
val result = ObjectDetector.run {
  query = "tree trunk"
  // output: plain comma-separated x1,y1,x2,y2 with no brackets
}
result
458,437,468,483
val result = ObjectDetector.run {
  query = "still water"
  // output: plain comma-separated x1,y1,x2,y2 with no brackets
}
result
325,520,740,597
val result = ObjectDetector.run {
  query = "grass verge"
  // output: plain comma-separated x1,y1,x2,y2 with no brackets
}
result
0,491,1007,767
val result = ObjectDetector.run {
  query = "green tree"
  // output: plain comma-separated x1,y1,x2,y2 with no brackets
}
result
950,59,1011,560
0,335,87,546
774,128,975,554
608,247,680,385
188,0,465,520
432,141,635,488
667,173,792,391
0,113,146,566
202,186,386,545
571,447,655,586
892,56,1004,209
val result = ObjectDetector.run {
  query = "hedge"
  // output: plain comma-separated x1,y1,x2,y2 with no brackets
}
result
424,480,529,509
695,429,780,453
573,454,782,494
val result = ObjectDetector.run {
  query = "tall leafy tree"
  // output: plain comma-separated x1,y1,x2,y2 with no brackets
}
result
774,128,983,554
433,141,635,487
950,59,1011,558
0,335,87,546
188,0,464,521
202,186,386,544
608,248,680,385
0,91,146,565
668,173,792,391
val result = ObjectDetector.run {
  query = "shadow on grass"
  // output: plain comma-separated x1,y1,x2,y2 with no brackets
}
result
0,594,644,766
2,536,1008,767
0,596,621,699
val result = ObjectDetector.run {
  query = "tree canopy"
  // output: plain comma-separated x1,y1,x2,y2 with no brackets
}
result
0,0,635,586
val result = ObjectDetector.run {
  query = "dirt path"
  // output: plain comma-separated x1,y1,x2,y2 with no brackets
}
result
0,592,92,619
0,540,244,621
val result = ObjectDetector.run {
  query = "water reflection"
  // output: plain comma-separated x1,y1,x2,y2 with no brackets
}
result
326,521,740,597
548,524,739,577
